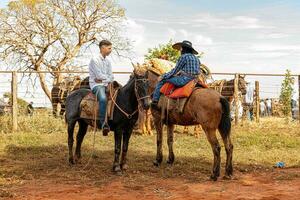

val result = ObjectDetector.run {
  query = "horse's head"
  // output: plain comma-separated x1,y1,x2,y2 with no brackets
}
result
132,63,151,110
238,74,247,95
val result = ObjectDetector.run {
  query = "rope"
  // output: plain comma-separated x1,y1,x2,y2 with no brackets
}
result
109,79,150,119
109,85,138,119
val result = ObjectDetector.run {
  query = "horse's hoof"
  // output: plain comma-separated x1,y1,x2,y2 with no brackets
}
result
153,160,161,167
113,165,122,173
74,155,81,164
166,159,174,165
69,158,75,165
121,163,129,171
210,175,218,181
223,175,232,180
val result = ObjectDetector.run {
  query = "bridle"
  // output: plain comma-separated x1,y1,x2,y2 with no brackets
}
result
110,76,151,119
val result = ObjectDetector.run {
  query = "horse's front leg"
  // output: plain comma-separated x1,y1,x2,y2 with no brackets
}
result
120,127,133,171
153,117,163,166
146,110,154,136
113,127,123,173
167,124,175,165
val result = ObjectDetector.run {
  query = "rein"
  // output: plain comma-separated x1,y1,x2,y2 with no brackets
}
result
110,77,150,119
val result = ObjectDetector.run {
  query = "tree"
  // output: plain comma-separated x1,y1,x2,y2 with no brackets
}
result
279,69,295,117
145,40,180,62
0,0,128,100
145,40,204,63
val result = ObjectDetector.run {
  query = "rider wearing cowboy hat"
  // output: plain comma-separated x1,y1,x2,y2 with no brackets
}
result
151,40,201,109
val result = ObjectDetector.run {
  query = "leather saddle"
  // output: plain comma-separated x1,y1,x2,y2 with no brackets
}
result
80,81,122,121
158,80,207,118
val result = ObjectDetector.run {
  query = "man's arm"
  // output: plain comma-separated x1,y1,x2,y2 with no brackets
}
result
89,58,107,82
162,55,186,79
103,60,114,83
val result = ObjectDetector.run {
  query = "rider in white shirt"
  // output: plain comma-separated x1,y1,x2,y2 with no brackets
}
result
89,40,114,136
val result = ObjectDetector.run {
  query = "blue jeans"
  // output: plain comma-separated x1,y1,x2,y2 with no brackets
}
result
92,85,107,126
153,76,194,101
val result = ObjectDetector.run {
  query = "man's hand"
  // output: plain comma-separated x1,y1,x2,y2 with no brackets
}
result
94,78,103,83
158,76,164,82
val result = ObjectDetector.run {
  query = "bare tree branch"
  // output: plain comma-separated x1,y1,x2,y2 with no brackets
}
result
0,0,129,100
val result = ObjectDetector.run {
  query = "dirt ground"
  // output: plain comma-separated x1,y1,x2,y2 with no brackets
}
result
1,168,298,200
1,117,300,200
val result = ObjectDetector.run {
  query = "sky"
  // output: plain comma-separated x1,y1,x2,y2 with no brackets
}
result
118,0,300,74
0,0,299,106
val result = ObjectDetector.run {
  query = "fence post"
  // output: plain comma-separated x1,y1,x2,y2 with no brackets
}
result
234,74,239,125
12,71,18,131
255,81,260,123
298,75,300,123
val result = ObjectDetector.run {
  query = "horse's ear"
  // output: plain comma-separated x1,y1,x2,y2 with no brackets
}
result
239,74,246,79
137,63,144,72
131,62,137,70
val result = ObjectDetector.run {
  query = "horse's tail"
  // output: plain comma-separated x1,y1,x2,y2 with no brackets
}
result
218,97,231,137
65,88,90,124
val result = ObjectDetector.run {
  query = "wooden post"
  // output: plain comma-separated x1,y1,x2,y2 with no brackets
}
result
12,71,18,131
255,81,260,123
234,74,239,125
298,75,300,123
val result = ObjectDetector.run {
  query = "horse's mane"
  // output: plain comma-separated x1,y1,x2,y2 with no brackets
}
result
120,73,135,91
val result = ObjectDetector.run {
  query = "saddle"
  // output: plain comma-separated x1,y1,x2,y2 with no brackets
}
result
158,79,208,116
160,79,208,99
80,81,122,121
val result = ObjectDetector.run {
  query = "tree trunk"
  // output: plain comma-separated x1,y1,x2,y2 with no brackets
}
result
37,72,51,101
53,73,63,86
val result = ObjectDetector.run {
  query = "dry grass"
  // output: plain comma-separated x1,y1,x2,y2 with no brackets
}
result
1,113,300,198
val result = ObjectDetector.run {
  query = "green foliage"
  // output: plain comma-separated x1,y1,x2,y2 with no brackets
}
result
145,40,204,63
145,40,181,62
279,70,295,117
3,92,29,114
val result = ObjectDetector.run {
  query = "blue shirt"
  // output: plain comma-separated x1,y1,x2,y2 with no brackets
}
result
162,53,201,79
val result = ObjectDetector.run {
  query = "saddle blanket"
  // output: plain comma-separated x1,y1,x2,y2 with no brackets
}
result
80,92,114,120
160,79,208,99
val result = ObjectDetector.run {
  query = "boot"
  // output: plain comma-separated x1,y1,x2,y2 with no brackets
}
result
102,123,110,136
151,100,160,111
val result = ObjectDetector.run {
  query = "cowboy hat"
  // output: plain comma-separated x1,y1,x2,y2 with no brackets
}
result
172,40,198,55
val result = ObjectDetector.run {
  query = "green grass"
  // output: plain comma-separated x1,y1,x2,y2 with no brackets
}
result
1,113,300,197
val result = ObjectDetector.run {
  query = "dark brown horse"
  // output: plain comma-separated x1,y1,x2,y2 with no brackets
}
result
65,68,151,173
146,69,233,181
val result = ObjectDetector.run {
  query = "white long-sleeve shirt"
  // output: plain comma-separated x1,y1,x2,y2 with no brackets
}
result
89,54,114,89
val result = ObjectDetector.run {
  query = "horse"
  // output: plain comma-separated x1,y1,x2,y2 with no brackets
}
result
208,75,247,99
65,67,151,173
146,68,233,181
183,75,248,136
51,76,89,117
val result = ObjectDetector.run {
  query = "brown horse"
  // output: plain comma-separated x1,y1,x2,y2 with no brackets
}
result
147,69,233,181
208,75,247,98
51,76,89,116
183,75,247,136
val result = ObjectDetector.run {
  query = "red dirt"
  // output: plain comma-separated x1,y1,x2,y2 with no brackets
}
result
6,168,300,200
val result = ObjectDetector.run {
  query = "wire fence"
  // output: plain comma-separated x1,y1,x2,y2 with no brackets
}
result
0,71,299,131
